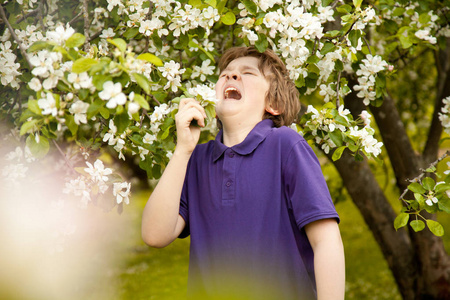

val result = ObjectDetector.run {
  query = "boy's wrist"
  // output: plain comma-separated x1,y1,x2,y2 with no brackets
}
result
173,147,194,161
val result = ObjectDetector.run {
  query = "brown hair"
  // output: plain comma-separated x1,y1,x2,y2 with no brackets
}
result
218,46,300,127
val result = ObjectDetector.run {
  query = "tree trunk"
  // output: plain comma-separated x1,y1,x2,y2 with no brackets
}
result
331,151,418,299
333,53,450,297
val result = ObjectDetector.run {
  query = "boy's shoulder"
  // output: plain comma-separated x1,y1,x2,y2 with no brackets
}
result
269,125,306,146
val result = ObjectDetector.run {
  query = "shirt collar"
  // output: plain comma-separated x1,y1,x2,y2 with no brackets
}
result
212,119,274,162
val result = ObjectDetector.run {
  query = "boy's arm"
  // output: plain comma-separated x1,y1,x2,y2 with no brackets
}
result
305,218,345,300
141,98,206,248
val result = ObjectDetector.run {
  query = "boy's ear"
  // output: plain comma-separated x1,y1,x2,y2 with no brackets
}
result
265,106,280,116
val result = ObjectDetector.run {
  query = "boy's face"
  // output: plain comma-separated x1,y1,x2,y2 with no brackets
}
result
215,56,271,127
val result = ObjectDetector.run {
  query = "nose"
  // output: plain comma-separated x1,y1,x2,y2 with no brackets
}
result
226,72,240,81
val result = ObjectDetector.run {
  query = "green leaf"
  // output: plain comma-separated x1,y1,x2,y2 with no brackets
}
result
132,72,151,94
422,177,436,191
336,4,352,14
348,30,361,48
65,114,78,136
435,183,450,194
392,7,405,17
438,198,450,213
335,60,344,72
65,33,86,48
26,134,50,159
414,193,425,207
205,104,216,122
160,126,171,140
241,0,257,15
133,93,150,110
408,182,426,194
329,131,343,147
27,41,53,53
295,74,305,88
332,146,346,161
410,219,425,232
72,57,98,73
394,212,409,230
87,99,103,119
418,12,431,24
399,34,413,49
137,53,163,67
20,119,38,136
28,99,42,115
426,220,444,236
114,113,131,134
221,11,236,25
204,0,216,8
255,33,268,53
306,55,320,64
352,0,362,8
320,42,337,55
123,27,139,39
188,0,202,8
107,38,127,53
99,107,110,119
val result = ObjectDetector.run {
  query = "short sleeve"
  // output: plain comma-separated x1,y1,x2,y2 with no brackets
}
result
178,165,190,239
283,140,339,230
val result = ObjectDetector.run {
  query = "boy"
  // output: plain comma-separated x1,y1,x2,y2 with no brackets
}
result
142,47,345,299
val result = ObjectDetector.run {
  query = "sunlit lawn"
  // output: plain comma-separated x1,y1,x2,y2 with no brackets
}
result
80,189,449,300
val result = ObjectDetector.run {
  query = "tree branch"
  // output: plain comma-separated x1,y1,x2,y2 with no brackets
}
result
0,4,32,68
398,150,450,201
423,40,450,163
370,92,421,191
82,0,90,52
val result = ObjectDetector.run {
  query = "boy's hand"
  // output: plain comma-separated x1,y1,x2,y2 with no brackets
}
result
175,98,207,155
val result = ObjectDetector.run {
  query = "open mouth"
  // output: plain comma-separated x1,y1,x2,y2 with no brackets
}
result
224,87,242,100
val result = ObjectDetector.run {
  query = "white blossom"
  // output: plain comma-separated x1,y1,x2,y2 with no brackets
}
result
113,182,131,204
38,92,58,116
69,100,89,125
191,59,215,82
84,159,112,183
98,81,127,108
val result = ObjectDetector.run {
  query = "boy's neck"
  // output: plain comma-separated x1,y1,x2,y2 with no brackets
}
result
221,119,260,147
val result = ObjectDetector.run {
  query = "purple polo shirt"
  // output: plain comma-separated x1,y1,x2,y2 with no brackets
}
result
179,119,339,299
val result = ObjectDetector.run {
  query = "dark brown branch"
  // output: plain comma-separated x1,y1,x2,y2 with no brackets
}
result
423,42,450,163
370,92,420,191
82,0,90,52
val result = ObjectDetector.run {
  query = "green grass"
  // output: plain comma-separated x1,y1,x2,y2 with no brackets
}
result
78,189,449,300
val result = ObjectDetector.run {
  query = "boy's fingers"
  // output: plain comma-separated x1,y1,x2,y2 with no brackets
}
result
176,105,205,128
178,98,207,118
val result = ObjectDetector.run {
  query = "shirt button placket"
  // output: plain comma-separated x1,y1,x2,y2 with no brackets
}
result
222,149,236,205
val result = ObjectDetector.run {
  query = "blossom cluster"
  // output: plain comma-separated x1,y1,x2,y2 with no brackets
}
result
0,41,21,89
354,54,388,105
64,159,131,207
303,104,383,158
439,96,450,135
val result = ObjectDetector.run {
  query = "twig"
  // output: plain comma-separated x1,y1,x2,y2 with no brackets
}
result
339,20,357,43
398,150,450,201
0,3,32,68
362,36,372,55
150,94,161,106
69,11,83,27
14,7,39,23
52,139,76,171
82,0,90,52
336,71,341,108
37,0,45,31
